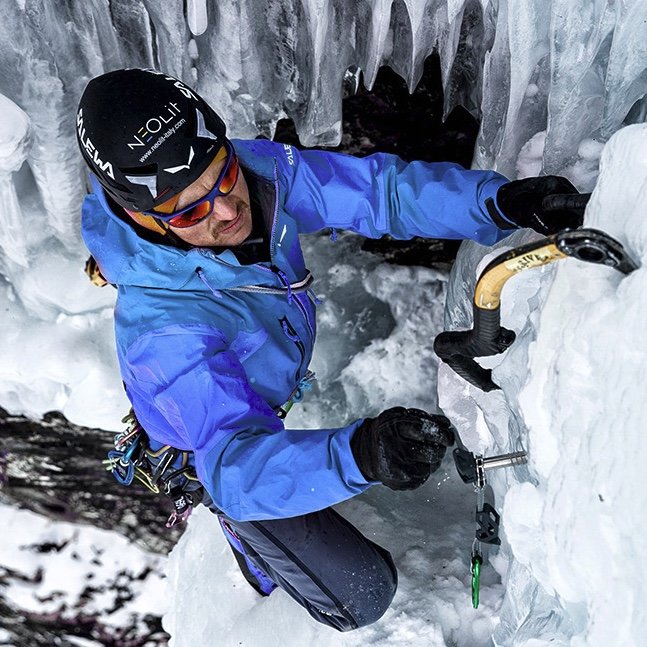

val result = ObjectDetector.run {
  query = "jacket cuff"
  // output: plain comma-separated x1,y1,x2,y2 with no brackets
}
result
485,195,518,230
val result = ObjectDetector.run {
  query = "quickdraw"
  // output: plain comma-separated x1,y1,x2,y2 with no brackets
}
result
453,441,528,608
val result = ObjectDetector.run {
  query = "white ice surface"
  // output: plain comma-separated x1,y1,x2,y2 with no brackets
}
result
439,124,647,646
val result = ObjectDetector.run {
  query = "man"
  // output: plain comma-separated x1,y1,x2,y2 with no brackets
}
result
78,68,581,631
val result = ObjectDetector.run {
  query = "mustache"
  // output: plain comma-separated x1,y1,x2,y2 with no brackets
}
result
209,202,249,234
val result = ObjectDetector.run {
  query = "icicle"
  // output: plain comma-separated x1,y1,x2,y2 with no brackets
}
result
0,94,31,268
186,0,208,37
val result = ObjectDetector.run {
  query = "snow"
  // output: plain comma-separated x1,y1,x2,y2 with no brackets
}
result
0,502,168,633
0,2,646,646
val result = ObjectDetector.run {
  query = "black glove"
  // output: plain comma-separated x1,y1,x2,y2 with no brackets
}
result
351,407,456,491
492,176,583,235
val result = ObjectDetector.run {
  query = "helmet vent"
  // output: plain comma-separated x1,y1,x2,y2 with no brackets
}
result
124,174,158,199
196,108,219,140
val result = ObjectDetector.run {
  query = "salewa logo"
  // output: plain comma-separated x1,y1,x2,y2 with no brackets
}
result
283,143,295,166
147,70,199,101
128,102,182,149
77,109,114,179
164,146,195,173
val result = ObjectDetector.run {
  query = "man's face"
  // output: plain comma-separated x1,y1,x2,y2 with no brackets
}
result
167,151,253,247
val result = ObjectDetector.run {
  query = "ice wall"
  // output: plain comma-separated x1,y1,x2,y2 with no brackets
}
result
1,0,646,263
439,124,647,646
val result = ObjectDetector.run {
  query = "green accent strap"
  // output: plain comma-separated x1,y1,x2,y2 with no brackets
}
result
471,553,482,609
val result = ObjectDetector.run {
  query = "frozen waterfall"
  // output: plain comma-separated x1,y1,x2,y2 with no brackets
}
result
0,2,646,646
1,0,646,264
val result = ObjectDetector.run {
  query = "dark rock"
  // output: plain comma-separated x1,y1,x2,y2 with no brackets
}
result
275,53,478,269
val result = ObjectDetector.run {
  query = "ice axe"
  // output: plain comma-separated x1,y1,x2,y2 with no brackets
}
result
434,193,638,392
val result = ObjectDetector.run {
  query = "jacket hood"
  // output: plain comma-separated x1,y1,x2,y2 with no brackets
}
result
81,140,280,293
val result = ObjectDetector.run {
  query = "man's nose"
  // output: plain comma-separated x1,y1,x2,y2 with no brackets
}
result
210,196,238,222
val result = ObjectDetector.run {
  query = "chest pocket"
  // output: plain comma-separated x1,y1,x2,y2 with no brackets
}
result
230,328,269,363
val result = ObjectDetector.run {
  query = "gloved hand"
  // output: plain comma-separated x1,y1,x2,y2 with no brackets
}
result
493,176,583,235
351,407,456,491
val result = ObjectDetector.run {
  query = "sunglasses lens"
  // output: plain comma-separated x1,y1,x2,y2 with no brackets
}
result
167,199,213,228
217,155,239,195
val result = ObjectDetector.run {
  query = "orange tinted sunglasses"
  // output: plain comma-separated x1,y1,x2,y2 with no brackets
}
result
143,142,239,228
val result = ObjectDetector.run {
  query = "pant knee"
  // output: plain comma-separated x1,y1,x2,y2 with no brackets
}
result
322,552,398,632
349,557,398,629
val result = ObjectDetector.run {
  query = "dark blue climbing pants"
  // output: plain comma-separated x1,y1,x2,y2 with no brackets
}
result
214,507,398,631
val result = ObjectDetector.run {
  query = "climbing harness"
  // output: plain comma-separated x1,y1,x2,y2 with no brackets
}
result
452,438,529,608
434,225,638,391
102,410,204,528
103,374,316,526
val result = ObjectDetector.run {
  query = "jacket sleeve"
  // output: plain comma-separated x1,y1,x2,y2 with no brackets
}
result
273,143,512,246
120,324,373,521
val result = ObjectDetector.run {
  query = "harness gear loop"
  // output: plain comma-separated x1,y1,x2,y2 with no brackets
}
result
105,409,203,527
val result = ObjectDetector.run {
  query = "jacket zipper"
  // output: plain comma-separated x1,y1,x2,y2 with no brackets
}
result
269,160,280,259
279,316,306,384
293,292,315,343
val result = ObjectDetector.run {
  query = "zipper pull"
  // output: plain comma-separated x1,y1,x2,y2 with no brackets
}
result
271,265,293,304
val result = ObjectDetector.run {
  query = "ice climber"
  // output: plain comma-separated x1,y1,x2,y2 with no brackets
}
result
77,69,582,631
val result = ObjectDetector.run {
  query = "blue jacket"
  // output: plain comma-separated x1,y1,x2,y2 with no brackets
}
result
82,138,511,521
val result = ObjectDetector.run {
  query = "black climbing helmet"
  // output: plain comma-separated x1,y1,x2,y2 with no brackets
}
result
76,68,226,211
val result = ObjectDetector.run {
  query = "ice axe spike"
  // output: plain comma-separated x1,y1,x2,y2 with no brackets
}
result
434,200,638,392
